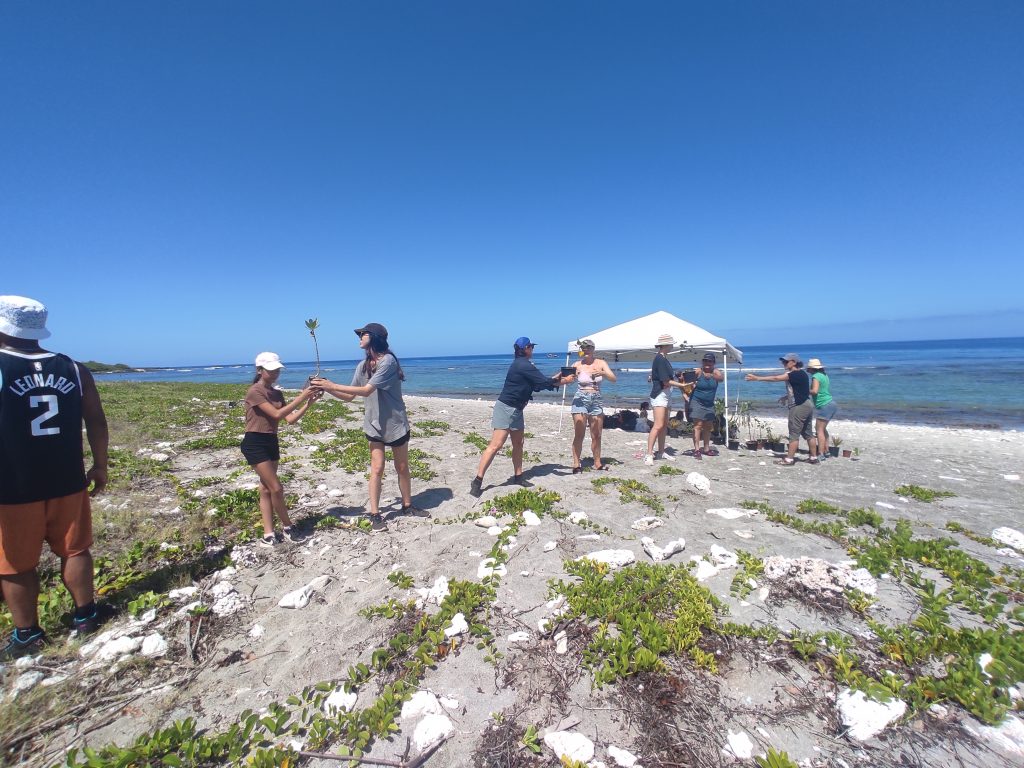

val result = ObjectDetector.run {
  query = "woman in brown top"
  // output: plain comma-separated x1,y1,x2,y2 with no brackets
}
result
242,352,319,547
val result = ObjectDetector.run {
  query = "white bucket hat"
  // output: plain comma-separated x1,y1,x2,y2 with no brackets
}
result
254,352,284,370
0,295,51,340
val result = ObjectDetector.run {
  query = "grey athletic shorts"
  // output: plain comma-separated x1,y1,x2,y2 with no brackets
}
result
492,400,525,431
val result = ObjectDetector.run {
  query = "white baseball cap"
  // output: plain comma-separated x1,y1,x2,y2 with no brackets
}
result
0,295,51,340
254,352,284,370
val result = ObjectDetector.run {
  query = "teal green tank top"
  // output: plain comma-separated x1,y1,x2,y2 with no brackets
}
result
812,372,832,408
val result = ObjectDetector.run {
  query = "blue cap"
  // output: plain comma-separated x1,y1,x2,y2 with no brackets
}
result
514,336,535,349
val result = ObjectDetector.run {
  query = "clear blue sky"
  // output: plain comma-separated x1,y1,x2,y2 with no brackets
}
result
3,2,1022,366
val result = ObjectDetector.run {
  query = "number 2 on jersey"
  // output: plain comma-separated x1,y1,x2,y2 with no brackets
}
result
30,394,60,436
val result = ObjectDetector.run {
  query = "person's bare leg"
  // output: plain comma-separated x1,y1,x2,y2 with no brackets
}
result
253,460,285,533
702,420,713,452
476,430,509,481
817,419,829,457
692,421,701,453
571,414,586,468
590,415,604,468
787,437,798,461
61,551,94,608
367,442,386,516
0,571,40,628
648,408,668,456
391,441,412,506
510,430,525,476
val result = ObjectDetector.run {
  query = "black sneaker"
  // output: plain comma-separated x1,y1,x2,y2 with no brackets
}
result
257,534,277,548
469,477,483,498
281,526,306,542
367,514,388,532
399,504,430,518
510,474,533,488
72,604,110,635
1,627,48,661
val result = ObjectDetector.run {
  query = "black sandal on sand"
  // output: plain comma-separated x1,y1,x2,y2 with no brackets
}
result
572,467,582,474
775,458,796,466
593,464,609,471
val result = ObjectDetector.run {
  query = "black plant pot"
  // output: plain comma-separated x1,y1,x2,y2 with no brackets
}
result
829,447,840,457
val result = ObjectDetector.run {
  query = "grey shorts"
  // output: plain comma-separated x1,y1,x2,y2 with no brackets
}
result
571,390,604,417
815,401,838,422
788,400,815,441
689,400,715,422
491,400,525,431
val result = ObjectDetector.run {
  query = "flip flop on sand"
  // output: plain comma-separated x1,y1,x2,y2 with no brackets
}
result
593,464,610,471
775,458,796,466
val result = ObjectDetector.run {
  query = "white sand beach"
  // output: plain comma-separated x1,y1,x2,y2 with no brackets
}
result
4,394,1024,767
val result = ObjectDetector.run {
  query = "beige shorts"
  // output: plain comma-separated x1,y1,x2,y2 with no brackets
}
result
0,489,93,574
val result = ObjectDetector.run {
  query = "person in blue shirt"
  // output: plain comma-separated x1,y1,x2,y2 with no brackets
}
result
470,337,575,497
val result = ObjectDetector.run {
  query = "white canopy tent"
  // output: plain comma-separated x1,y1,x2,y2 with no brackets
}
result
561,311,744,429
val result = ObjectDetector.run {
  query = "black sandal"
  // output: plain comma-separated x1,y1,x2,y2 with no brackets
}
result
572,466,582,474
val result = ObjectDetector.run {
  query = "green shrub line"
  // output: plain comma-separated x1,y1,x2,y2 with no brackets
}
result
591,477,663,513
894,484,956,503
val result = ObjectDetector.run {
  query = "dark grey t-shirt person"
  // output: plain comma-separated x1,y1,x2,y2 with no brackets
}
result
351,354,409,443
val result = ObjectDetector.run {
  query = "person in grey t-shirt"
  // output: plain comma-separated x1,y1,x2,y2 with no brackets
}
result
312,323,426,529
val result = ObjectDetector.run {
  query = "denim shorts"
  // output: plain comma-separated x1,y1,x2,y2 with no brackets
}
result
651,390,671,408
814,401,838,422
491,400,525,431
571,390,604,417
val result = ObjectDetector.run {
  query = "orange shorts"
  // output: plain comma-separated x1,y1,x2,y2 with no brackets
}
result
0,489,93,575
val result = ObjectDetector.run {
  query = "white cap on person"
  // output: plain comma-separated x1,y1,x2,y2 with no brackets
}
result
254,352,284,370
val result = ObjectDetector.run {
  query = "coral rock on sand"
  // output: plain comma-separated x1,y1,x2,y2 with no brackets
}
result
641,536,686,562
631,516,663,530
608,744,640,767
963,714,1024,757
543,731,594,763
722,729,755,759
412,713,454,751
837,688,906,741
706,508,750,520
324,689,357,714
762,556,877,595
416,576,450,607
522,509,541,526
477,559,507,578
402,691,443,720
141,633,168,657
278,575,331,609
992,527,1024,552
690,546,739,581
443,612,468,638
577,550,636,570
475,516,497,528
686,472,712,495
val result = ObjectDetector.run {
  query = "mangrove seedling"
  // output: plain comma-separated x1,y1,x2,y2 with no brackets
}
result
305,318,321,377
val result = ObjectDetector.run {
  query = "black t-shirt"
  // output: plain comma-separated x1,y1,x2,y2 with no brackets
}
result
0,349,87,504
650,355,674,399
787,369,810,406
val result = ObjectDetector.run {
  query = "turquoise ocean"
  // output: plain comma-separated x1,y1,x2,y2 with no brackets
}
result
96,337,1024,430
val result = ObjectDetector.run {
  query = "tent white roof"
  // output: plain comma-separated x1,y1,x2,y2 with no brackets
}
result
567,310,743,365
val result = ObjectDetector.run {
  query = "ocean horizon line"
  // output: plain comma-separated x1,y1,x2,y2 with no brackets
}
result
99,334,1024,372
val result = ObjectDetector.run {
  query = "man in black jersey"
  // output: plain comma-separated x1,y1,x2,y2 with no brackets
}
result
0,296,109,659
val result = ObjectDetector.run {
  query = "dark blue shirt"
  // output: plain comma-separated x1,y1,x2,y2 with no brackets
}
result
497,357,559,410
787,369,810,406
650,355,674,400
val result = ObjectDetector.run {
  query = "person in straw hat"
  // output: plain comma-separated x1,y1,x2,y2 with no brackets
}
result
0,296,109,659
644,333,690,465
807,357,837,460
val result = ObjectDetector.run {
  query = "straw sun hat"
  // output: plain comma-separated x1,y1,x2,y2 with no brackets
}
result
656,333,675,347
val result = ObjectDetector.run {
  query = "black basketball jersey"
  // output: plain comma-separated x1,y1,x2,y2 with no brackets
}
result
0,349,87,504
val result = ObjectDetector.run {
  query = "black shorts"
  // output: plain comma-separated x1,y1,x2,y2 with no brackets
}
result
365,430,411,448
241,432,280,465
